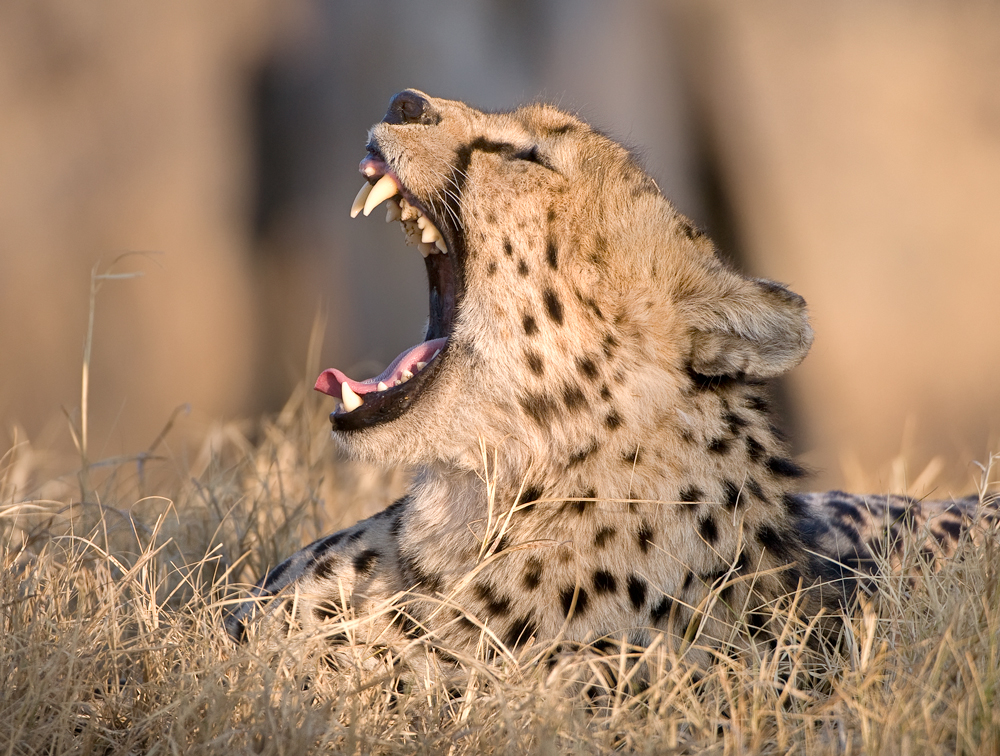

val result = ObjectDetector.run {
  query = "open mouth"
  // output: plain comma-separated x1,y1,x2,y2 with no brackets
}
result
314,151,462,431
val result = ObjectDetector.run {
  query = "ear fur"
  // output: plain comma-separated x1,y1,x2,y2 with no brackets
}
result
685,273,814,379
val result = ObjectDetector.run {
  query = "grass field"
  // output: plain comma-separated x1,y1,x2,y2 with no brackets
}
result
3,368,999,755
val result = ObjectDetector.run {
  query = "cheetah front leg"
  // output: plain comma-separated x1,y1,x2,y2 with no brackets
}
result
226,497,416,654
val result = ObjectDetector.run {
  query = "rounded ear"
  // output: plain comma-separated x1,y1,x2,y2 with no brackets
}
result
685,275,814,379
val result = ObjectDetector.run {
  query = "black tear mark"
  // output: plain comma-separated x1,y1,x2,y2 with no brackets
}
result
522,313,539,336
525,351,545,376
522,557,544,590
546,238,558,269
543,289,564,325
592,570,618,594
767,457,807,479
560,586,589,618
699,516,719,544
519,393,559,426
352,549,379,577
562,383,586,411
627,575,647,610
594,526,617,548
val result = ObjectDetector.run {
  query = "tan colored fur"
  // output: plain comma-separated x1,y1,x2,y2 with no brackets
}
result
228,92,994,671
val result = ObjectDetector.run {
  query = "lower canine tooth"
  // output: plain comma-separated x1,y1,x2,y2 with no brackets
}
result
377,381,389,391
341,382,363,412
350,182,374,218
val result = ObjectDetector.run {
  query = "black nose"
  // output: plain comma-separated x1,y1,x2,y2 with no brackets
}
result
384,90,440,126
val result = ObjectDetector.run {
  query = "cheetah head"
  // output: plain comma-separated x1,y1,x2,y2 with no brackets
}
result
316,90,813,479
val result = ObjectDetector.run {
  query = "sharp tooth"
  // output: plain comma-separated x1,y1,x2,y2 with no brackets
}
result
401,369,413,381
351,182,374,218
435,239,447,253
417,242,434,257
363,174,399,216
385,201,402,222
341,383,363,412
377,381,389,391
416,361,427,370
421,223,441,244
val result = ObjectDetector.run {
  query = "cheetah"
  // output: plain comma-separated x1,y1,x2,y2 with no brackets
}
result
227,90,997,671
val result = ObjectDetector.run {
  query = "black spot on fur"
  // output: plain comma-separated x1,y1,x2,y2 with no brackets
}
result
699,516,719,544
399,551,442,594
650,596,673,623
520,393,558,425
522,314,539,336
679,219,702,239
746,395,769,413
602,333,617,358
599,385,612,401
543,289,564,325
829,497,864,522
604,411,623,430
486,260,497,276
627,575,647,610
526,351,545,376
724,411,749,434
939,519,962,540
679,486,702,509
746,436,766,463
593,570,618,594
352,549,379,577
475,582,512,617
312,557,335,581
265,560,290,589
767,457,807,479
562,383,586,411
568,441,599,467
519,486,544,514
313,600,341,622
594,527,617,548
505,614,538,648
757,525,797,562
577,355,599,381
503,238,513,256
348,529,367,544
723,480,742,509
783,492,807,519
708,437,731,455
747,477,766,502
522,557,544,590
518,258,529,276
546,239,558,269
622,446,642,466
313,533,345,552
686,366,740,392
682,571,694,591
560,586,589,618
636,523,654,553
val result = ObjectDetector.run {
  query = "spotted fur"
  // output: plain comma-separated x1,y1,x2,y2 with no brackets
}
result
227,91,998,669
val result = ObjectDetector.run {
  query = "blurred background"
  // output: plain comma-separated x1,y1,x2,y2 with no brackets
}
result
1,0,997,493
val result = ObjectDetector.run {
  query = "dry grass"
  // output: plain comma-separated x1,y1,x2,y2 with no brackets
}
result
2,275,998,754
3,382,998,756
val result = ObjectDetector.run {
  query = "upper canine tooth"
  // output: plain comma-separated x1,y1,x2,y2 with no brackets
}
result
420,223,441,244
351,182,374,218
363,174,399,216
341,382,363,412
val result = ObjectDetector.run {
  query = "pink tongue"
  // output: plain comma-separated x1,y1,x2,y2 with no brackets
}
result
314,337,448,400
